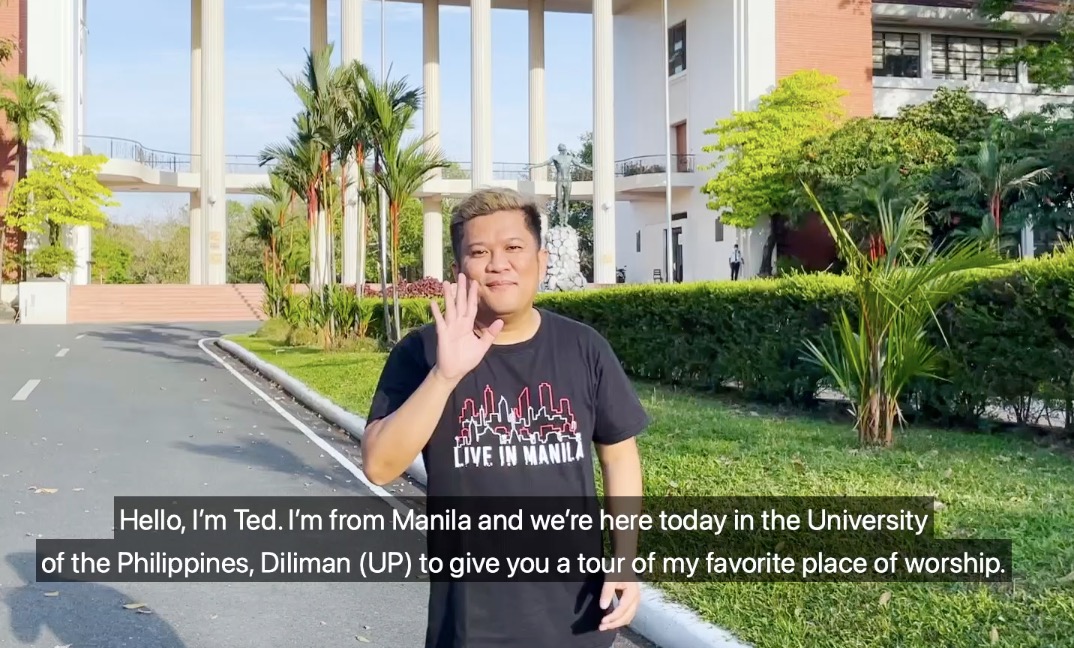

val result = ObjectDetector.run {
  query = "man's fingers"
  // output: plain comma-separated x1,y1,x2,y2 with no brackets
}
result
480,319,504,346
442,280,456,321
599,584,638,631
455,274,469,317
467,274,480,317
430,299,445,330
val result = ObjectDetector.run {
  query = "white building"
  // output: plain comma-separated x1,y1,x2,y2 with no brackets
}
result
10,0,1073,294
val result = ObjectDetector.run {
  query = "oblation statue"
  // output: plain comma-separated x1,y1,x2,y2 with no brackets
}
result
528,144,591,292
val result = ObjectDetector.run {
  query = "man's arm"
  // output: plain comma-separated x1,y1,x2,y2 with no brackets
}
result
362,333,459,486
362,366,459,485
597,437,643,567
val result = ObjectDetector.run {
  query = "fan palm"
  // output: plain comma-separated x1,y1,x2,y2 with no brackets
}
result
800,184,1004,446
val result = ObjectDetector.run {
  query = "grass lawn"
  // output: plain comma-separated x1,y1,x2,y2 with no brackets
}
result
228,324,1074,648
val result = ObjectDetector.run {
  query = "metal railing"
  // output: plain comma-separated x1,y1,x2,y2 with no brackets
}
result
81,135,698,182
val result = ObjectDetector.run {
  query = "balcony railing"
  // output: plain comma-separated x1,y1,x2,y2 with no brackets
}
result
81,135,699,182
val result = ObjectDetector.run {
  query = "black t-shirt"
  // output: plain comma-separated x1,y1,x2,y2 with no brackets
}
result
367,307,650,648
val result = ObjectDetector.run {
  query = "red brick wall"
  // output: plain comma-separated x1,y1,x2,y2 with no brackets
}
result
0,0,25,281
775,0,875,118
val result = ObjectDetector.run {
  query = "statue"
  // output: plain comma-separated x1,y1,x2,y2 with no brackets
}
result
527,144,592,292
528,144,592,227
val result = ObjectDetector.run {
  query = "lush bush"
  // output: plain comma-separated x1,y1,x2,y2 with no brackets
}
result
537,255,1073,432
304,253,1074,432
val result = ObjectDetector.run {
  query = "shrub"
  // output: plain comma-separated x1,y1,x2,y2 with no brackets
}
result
335,254,1074,433
362,276,444,298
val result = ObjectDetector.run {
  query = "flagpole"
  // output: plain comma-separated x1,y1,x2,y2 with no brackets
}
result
662,0,673,284
378,0,391,338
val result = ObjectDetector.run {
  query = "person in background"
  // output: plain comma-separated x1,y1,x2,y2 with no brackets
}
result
730,244,743,281
362,186,649,648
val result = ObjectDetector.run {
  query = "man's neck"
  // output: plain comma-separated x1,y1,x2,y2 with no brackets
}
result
477,307,541,344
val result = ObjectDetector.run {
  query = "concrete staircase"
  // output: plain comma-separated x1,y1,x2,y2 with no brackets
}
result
68,284,267,324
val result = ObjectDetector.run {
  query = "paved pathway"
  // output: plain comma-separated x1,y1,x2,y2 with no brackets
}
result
0,322,656,648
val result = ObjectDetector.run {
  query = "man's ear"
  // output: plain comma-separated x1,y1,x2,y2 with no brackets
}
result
537,248,549,283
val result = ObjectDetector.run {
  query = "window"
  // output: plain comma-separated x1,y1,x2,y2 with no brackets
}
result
714,218,724,242
668,21,686,76
636,231,641,252
873,31,921,78
1027,38,1074,85
931,34,1018,82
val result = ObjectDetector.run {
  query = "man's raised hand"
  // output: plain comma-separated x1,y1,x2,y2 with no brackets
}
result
429,274,503,383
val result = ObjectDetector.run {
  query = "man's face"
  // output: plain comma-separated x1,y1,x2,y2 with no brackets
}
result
452,209,548,319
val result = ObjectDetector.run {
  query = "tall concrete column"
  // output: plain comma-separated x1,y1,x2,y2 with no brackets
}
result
423,0,444,279
309,0,330,288
591,0,615,285
341,0,363,287
189,0,203,285
311,0,328,53
201,0,226,285
471,0,492,188
528,0,545,182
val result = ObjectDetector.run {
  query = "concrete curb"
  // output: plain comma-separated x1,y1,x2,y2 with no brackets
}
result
215,337,753,648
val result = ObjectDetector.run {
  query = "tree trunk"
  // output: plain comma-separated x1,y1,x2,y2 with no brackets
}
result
757,214,787,277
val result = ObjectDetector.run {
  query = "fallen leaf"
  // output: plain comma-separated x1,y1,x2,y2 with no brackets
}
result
356,637,370,643
879,591,891,607
1058,570,1074,583
44,591,59,597
54,644,72,648
72,488,84,492
136,609,153,615
30,487,58,494
990,626,999,644
123,603,147,610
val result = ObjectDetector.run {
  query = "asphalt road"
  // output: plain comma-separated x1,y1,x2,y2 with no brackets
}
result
0,322,657,648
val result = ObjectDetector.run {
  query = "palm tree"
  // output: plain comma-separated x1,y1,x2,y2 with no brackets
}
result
366,74,449,342
800,185,1003,447
956,136,1051,254
275,45,346,290
249,173,305,316
0,75,63,284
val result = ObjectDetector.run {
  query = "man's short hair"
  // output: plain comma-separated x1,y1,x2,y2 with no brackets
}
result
450,187,544,262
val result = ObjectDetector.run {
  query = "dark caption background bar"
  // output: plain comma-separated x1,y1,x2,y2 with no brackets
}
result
35,495,1013,584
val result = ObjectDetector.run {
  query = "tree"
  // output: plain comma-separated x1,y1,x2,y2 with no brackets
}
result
4,151,116,278
978,0,1074,92
0,74,63,283
700,70,847,276
366,74,449,343
800,185,1004,447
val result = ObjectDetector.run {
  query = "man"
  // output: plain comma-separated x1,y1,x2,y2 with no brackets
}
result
362,186,649,648
729,244,743,281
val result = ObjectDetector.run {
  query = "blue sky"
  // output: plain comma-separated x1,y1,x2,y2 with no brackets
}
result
85,0,595,222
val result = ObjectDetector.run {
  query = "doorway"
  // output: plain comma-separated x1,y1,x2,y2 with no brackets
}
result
673,122,688,172
663,226,684,283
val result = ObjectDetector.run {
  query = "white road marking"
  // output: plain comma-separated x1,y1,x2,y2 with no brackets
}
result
196,338,418,524
56,348,69,358
12,379,41,401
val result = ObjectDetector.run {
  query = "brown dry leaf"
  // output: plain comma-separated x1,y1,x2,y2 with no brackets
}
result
44,591,59,597
31,487,58,494
990,627,999,644
122,603,147,610
879,591,892,607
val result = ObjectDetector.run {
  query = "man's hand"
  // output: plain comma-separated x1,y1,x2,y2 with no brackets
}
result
598,578,640,632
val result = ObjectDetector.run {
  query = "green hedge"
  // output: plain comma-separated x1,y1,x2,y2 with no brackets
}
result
314,252,1074,432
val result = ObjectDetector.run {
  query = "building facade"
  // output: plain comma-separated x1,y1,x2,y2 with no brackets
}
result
0,0,1069,296
613,0,1071,284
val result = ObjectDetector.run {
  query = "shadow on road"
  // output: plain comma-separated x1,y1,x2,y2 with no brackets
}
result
172,437,369,494
3,552,186,647
84,323,257,368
